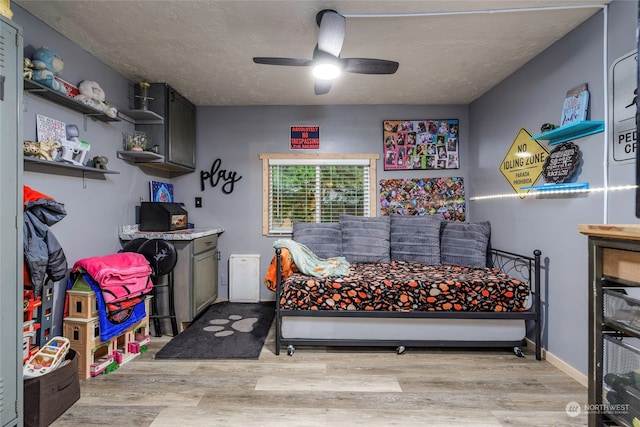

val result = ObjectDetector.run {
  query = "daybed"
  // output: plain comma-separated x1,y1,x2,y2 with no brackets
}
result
266,215,542,359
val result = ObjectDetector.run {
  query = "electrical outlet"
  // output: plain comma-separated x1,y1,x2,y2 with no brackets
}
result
195,197,202,208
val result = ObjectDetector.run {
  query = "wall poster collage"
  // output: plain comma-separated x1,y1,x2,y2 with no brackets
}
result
383,119,459,170
380,177,465,221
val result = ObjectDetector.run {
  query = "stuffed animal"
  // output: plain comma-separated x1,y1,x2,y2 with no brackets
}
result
92,155,109,170
74,80,118,118
23,140,61,161
23,58,34,80
31,46,67,94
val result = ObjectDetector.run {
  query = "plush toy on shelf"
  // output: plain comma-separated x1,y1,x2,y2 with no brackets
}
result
92,155,109,170
23,57,34,79
31,46,67,94
74,80,118,118
23,140,62,161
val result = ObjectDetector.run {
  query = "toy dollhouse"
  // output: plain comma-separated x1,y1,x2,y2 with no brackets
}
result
63,276,150,379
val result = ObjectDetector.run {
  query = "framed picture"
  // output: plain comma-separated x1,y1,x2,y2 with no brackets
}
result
36,114,66,143
383,119,459,170
150,180,174,203
380,177,465,221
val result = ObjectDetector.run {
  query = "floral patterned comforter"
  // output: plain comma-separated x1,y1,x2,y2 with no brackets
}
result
280,261,529,312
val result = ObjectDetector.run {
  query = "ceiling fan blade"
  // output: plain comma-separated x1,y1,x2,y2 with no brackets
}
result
314,79,332,95
343,58,399,75
316,9,345,57
253,57,312,67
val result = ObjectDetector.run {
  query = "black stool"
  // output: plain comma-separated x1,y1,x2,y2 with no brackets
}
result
122,238,179,337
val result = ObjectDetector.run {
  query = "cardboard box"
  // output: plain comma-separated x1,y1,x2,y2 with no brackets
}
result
24,349,80,427
54,77,80,98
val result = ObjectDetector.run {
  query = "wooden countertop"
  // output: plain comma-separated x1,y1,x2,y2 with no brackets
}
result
578,224,640,241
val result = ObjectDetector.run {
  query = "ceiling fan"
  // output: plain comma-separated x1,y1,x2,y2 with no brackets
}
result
253,9,399,95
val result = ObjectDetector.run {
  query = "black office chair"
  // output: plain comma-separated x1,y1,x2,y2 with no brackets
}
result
122,238,179,337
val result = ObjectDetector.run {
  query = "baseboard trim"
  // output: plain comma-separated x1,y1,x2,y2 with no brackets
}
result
525,338,587,388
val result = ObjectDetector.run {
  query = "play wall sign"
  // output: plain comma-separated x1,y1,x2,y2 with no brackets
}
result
610,49,637,162
499,128,548,196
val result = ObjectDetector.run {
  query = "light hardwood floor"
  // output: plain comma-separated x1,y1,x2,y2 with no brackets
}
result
50,323,588,427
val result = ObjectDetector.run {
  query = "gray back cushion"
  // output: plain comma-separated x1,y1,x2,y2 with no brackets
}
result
292,222,342,258
340,215,391,263
440,221,491,268
390,215,442,265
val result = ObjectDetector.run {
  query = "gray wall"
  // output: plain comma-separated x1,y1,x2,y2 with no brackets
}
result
174,105,469,300
469,1,637,375
13,1,637,376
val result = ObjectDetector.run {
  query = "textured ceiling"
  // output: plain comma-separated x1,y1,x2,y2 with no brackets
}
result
14,0,609,106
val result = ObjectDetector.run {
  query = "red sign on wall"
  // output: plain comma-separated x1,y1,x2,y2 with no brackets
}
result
290,125,320,150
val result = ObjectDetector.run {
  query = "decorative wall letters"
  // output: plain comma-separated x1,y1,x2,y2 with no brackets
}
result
200,158,242,194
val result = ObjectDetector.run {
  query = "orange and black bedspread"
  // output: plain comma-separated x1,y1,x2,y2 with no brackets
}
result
279,261,529,312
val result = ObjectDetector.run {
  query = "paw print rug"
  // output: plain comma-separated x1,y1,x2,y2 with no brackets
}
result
155,301,275,359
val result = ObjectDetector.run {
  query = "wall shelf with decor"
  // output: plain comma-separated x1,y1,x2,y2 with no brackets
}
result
24,78,120,123
520,182,590,193
117,109,164,125
117,150,165,163
530,120,604,146
24,157,119,179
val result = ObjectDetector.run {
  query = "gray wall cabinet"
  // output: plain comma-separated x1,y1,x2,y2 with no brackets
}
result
134,83,196,174
0,14,23,427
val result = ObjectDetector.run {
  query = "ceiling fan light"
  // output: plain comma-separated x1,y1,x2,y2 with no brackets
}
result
313,63,341,80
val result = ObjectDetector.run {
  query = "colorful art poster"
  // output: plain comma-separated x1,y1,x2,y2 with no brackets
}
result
383,119,459,170
36,114,66,143
150,180,174,203
380,177,465,221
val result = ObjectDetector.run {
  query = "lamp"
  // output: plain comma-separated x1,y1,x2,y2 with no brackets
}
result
312,49,342,80
313,62,341,80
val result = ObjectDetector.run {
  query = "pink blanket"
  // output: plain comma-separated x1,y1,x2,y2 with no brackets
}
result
73,252,152,304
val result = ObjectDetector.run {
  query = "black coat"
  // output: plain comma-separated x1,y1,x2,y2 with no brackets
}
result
23,193,68,297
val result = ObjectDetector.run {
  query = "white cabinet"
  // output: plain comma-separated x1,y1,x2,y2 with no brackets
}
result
229,254,260,303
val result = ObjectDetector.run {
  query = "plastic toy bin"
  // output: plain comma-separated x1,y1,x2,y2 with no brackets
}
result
23,349,80,427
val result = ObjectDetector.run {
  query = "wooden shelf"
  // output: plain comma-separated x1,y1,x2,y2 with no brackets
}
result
530,120,604,145
24,79,120,123
117,150,165,163
24,157,119,178
118,109,164,125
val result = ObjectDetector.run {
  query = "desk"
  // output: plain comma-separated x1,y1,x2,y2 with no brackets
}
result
120,226,224,333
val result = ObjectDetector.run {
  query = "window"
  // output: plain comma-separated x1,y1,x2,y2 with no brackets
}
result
260,153,379,235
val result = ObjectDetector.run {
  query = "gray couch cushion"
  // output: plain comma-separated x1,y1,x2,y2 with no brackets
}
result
390,215,442,265
440,221,491,268
340,215,391,263
292,222,342,258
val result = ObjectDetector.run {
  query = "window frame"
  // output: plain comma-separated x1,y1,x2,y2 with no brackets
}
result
259,153,379,236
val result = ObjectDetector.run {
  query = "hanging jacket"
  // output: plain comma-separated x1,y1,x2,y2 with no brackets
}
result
23,186,68,297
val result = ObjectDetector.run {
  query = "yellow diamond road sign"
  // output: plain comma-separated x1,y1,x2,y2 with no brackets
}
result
500,128,549,195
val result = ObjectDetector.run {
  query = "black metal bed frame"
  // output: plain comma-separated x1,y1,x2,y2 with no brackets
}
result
274,248,542,360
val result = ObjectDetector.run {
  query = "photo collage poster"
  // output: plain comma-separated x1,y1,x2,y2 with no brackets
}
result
379,177,465,221
383,119,459,170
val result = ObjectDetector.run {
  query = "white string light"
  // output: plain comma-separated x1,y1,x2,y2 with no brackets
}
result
469,185,637,201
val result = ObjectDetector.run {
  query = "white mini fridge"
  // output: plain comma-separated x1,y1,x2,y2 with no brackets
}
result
229,254,261,302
